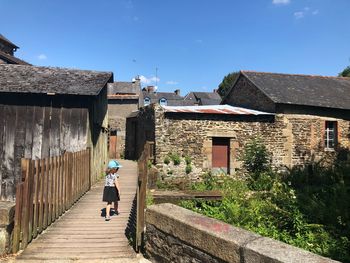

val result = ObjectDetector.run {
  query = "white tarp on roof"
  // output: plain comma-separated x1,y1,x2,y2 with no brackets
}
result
161,104,274,115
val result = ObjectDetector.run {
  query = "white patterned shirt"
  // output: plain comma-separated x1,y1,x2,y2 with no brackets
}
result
105,173,119,187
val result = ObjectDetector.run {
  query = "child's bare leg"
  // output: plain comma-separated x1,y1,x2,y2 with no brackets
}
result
114,202,119,214
106,203,111,219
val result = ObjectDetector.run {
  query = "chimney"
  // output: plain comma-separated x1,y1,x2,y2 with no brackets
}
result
132,75,141,83
213,89,218,93
146,86,156,93
174,89,180,96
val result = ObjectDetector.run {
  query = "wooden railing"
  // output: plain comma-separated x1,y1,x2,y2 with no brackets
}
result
12,148,91,253
136,141,154,251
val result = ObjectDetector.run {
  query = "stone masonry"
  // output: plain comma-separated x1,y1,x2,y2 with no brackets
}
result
151,105,350,177
146,203,339,263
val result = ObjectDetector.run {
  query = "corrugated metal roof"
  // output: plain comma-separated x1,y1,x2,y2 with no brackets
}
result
162,105,274,115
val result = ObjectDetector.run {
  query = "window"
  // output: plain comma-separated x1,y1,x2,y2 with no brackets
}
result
324,121,337,149
159,97,167,106
144,97,151,106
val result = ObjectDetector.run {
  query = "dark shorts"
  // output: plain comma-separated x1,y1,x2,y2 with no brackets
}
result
102,186,120,203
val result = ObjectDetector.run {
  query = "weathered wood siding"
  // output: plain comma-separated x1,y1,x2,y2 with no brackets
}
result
88,87,109,185
0,93,104,201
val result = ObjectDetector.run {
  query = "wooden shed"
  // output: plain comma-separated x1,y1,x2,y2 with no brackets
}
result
0,64,113,200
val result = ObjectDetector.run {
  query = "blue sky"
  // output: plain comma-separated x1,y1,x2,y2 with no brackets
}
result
1,0,349,95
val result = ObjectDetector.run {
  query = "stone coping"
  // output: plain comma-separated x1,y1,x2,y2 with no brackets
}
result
146,203,339,263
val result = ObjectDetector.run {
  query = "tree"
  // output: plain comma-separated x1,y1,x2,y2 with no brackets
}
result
339,65,350,77
217,72,239,98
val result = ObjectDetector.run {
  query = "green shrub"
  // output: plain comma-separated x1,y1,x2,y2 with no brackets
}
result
185,164,192,174
164,156,170,165
240,137,270,176
147,160,153,169
185,156,192,165
146,190,154,207
180,146,350,262
156,179,177,190
169,152,181,165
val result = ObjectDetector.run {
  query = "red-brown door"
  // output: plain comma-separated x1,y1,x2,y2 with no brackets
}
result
212,137,230,173
109,135,117,158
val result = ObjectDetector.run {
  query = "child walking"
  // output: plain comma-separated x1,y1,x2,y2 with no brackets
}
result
103,160,121,221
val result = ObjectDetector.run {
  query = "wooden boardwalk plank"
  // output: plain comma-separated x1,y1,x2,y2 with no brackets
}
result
16,160,138,261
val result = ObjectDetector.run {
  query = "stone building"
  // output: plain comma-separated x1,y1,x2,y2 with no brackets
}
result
107,80,142,158
0,34,30,65
126,71,350,178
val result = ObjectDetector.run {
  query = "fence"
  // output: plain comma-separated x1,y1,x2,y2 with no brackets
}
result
135,141,154,251
12,148,91,253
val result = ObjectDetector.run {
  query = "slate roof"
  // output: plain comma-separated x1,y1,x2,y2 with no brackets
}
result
0,34,18,48
239,71,350,110
107,81,141,95
0,64,113,96
0,50,31,65
184,92,221,105
142,91,185,106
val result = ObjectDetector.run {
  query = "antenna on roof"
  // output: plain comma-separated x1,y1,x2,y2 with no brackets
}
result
155,67,158,87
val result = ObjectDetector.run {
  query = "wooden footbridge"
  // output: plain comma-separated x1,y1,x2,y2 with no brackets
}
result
11,157,150,262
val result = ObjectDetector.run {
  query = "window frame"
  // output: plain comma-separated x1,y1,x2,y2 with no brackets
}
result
159,97,168,106
324,121,337,150
144,97,151,106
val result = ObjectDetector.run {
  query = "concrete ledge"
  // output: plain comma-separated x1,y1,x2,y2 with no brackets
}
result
145,203,339,263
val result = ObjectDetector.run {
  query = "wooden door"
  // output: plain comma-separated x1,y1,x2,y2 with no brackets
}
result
212,138,230,173
109,133,117,158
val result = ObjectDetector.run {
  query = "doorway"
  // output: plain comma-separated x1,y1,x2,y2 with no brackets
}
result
212,137,230,174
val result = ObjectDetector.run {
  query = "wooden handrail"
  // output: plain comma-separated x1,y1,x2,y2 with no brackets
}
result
12,148,91,253
135,141,154,251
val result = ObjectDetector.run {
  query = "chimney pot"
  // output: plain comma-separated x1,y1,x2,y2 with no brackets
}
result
147,86,155,93
174,89,180,96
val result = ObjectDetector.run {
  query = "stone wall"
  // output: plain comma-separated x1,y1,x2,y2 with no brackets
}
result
0,201,15,255
145,203,338,263
223,74,276,113
108,99,139,156
152,105,350,178
125,105,155,160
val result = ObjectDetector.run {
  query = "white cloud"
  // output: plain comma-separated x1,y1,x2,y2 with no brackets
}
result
294,7,319,19
294,11,305,19
37,54,47,60
139,75,160,85
166,80,178,85
272,0,290,5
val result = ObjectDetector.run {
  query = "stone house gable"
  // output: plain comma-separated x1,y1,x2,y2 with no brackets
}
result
222,74,276,112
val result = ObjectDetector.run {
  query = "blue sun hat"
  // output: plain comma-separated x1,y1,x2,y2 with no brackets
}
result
108,160,122,169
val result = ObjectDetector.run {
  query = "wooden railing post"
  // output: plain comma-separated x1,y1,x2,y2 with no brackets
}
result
12,148,92,253
135,141,155,252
